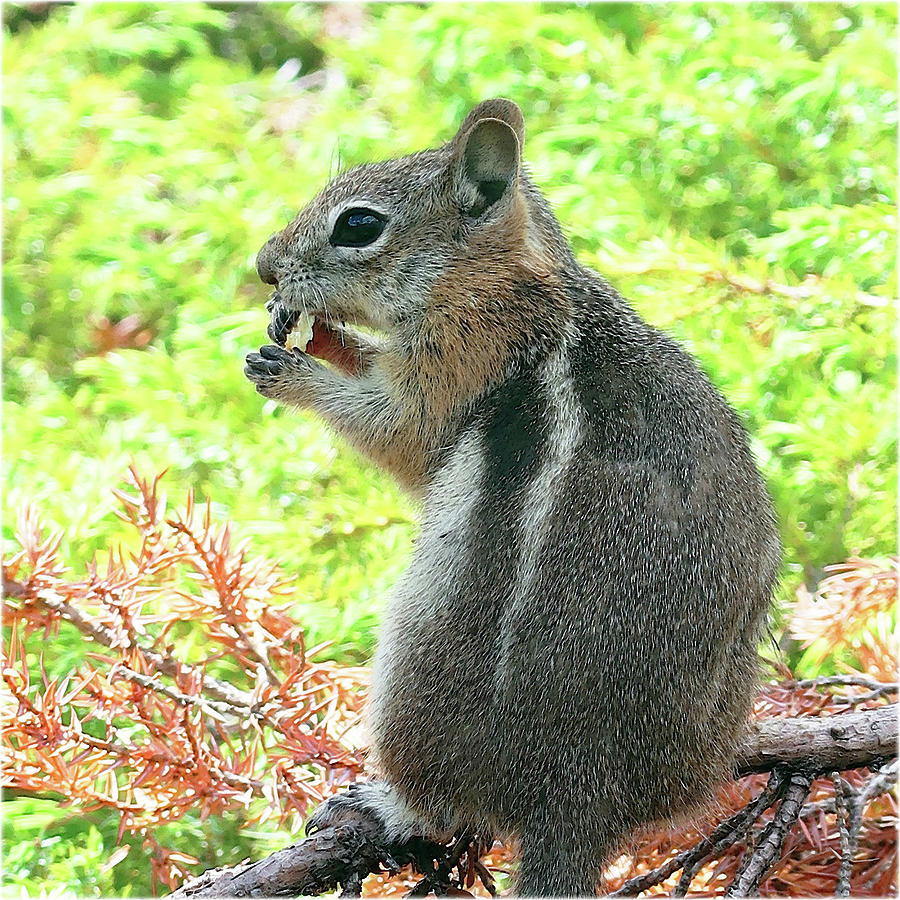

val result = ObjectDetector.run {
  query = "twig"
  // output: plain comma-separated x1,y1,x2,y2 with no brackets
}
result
11,580,257,711
610,770,785,897
797,762,898,820
837,759,900,894
799,796,836,818
724,770,814,897
832,772,854,896
858,758,898,805
109,665,238,722
796,674,898,692
796,675,899,704
830,688,899,705
3,668,271,802
644,757,898,898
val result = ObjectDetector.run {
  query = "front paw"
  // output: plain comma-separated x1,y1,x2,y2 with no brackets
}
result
244,344,320,403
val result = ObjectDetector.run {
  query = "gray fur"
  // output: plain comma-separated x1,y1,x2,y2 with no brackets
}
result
246,98,780,897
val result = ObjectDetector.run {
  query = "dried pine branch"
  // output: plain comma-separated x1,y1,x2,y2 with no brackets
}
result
2,468,366,892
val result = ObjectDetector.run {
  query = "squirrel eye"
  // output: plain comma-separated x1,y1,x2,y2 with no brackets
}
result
330,208,387,248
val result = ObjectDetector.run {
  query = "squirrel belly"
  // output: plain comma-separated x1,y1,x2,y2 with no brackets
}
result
246,98,780,897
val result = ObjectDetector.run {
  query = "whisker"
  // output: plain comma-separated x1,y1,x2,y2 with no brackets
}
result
329,139,344,180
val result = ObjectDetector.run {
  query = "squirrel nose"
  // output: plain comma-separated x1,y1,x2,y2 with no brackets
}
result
256,236,280,285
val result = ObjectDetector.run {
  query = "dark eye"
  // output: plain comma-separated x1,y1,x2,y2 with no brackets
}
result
330,208,387,248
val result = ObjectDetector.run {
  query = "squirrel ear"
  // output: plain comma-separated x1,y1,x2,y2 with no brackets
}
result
453,116,522,216
451,99,524,216
453,98,525,150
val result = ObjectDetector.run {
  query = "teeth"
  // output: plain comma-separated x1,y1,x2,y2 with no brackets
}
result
285,312,314,350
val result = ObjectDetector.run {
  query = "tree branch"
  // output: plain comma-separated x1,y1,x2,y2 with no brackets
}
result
172,705,897,898
724,770,813,897
736,704,897,775
169,825,385,898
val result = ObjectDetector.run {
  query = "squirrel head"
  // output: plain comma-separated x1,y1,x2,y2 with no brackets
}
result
257,99,563,346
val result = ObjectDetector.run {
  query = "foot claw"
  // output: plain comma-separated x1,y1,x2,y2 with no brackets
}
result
305,781,396,841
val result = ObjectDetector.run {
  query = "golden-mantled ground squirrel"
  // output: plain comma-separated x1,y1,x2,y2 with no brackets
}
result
245,98,780,897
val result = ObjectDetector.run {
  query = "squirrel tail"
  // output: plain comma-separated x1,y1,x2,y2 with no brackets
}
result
516,809,619,897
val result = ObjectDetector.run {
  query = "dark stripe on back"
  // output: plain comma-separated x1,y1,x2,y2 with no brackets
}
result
476,368,548,524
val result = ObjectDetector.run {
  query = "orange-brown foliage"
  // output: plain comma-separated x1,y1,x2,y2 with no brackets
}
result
2,470,896,896
790,557,898,671
2,467,365,891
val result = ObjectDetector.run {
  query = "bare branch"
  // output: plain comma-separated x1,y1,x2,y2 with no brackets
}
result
736,704,898,775
858,758,898,807
724,770,814,897
832,772,854,897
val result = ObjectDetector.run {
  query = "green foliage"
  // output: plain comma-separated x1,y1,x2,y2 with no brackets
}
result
2,3,896,896
3,794,267,898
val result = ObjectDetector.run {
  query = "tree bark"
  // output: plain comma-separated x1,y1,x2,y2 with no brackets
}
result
169,824,385,898
172,704,897,898
736,704,897,775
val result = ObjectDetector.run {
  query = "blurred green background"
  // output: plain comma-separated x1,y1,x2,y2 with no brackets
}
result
2,3,896,895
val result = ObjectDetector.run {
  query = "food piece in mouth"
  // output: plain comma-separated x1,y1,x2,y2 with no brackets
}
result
285,311,315,351
267,297,320,351
266,301,368,376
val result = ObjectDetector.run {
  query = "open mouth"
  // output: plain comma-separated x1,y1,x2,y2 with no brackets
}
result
266,293,357,368
266,292,336,355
